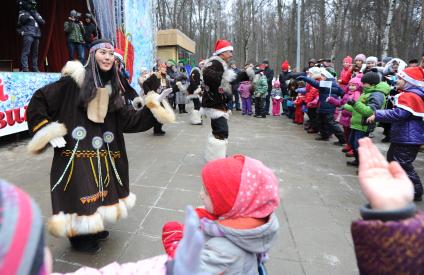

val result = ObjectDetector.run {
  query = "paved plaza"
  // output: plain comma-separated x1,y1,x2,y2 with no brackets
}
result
1,109,423,274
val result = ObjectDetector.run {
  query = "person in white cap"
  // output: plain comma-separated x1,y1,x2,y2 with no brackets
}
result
201,39,254,161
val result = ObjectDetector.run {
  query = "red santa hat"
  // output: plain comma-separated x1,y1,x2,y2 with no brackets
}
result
281,60,289,71
397,67,424,88
214,39,233,56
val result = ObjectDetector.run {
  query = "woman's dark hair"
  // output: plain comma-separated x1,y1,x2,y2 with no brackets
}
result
79,55,124,112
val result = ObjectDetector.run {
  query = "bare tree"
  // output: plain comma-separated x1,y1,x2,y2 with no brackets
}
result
155,0,422,70
382,0,397,57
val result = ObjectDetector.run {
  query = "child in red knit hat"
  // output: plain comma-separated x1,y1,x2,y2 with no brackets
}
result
162,154,280,274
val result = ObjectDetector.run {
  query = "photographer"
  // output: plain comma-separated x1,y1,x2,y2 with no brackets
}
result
83,13,97,51
64,10,85,63
17,0,45,72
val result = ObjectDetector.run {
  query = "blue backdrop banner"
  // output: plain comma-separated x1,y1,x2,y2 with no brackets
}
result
124,0,156,92
0,72,61,136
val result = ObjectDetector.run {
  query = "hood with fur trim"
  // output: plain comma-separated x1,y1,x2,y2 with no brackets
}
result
61,61,86,88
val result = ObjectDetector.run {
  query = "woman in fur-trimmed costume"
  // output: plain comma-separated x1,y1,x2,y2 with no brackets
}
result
201,40,254,161
26,39,175,253
187,66,203,125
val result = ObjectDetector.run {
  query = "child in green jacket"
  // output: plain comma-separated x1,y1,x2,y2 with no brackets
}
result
343,70,390,167
253,65,269,118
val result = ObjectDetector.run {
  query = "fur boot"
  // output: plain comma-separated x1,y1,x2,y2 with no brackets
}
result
204,135,227,162
190,110,202,125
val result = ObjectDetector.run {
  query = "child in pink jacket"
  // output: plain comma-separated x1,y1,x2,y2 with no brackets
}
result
327,76,362,156
271,80,283,116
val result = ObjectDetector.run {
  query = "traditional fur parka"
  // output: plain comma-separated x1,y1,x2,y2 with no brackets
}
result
26,61,175,238
201,56,254,118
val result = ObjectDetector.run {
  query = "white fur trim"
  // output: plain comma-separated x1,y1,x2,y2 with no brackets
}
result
246,67,255,80
223,68,237,83
204,135,228,162
397,71,424,87
145,91,176,124
215,45,234,55
200,107,230,120
48,211,104,238
205,56,229,70
190,110,202,125
27,122,67,154
47,193,137,237
122,192,137,208
61,61,85,88
194,87,202,95
396,103,424,118
132,96,144,111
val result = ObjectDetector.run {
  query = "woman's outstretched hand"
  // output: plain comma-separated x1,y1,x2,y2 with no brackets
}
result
358,137,413,211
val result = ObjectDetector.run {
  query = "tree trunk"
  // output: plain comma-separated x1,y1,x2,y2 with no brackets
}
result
330,0,341,62
318,0,326,58
381,0,396,57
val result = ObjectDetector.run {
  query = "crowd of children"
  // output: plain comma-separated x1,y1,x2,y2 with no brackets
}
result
234,55,423,203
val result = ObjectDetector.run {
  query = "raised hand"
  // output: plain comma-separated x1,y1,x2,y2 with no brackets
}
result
49,137,67,148
173,206,206,274
158,88,173,102
358,138,414,211
366,114,375,124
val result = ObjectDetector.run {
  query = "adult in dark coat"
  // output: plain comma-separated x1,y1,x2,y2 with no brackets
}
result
187,67,203,125
26,39,175,253
262,59,274,115
17,0,44,72
202,40,254,161
83,13,98,51
229,61,241,111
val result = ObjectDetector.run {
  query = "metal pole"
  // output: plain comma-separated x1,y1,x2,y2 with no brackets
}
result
296,0,301,72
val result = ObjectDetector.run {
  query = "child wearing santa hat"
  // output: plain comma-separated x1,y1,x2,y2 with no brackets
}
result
367,66,424,201
162,155,280,274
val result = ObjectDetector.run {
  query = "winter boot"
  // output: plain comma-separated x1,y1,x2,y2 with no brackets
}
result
204,135,228,162
342,144,351,153
345,150,355,157
69,235,101,254
414,182,423,202
346,150,359,167
190,110,202,125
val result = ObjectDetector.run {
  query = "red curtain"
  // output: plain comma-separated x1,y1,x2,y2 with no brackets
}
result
0,0,88,72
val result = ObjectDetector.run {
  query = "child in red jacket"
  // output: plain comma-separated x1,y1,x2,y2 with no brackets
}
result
294,85,306,124
304,67,321,133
